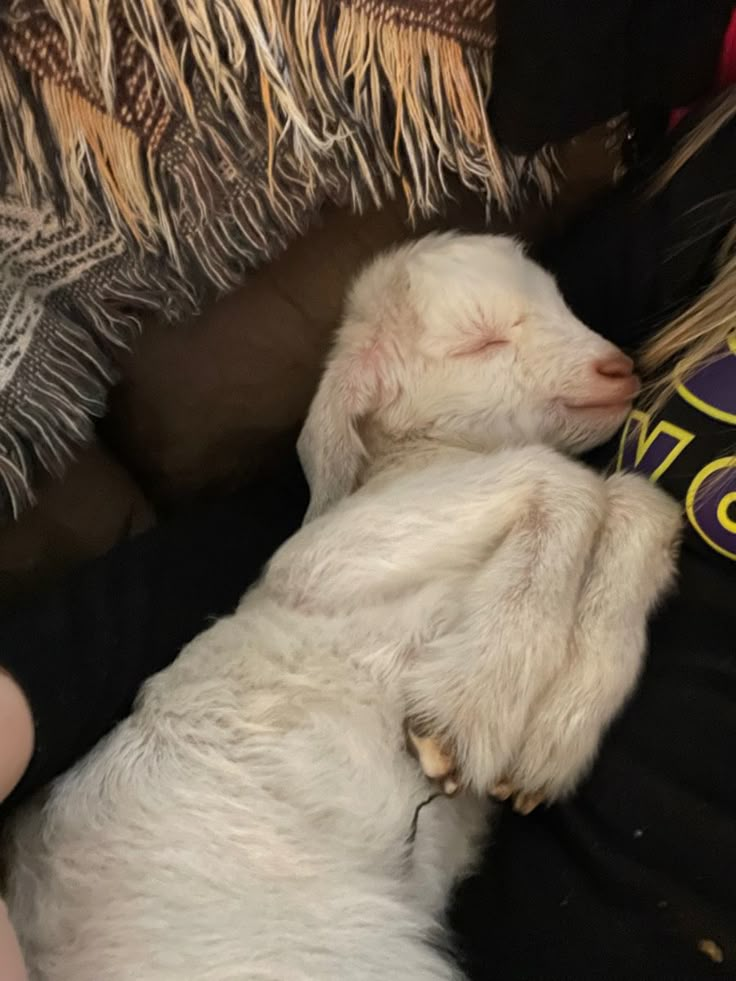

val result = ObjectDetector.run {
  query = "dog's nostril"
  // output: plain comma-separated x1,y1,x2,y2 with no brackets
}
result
594,354,634,379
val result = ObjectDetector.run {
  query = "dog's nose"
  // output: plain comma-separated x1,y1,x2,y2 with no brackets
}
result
594,353,635,380
565,351,640,410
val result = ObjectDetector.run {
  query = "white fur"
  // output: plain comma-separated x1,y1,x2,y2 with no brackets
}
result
4,234,681,981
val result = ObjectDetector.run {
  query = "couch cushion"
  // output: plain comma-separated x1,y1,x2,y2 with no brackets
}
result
0,443,154,607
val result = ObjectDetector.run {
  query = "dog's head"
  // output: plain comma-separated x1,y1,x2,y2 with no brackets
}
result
299,233,638,520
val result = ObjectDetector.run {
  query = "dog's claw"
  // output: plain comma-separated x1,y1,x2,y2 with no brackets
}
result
442,776,459,796
407,730,458,794
512,791,544,816
491,781,513,801
490,780,545,814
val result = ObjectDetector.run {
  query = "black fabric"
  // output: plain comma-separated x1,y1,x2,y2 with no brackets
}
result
0,457,308,816
490,0,735,154
450,112,736,976
535,100,736,352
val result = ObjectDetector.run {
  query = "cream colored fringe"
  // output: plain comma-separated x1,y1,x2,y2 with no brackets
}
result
0,0,528,265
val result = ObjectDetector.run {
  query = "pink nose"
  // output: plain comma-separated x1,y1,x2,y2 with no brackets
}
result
564,352,640,410
594,353,635,379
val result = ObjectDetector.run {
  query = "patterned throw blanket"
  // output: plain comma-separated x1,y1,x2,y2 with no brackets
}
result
0,0,552,519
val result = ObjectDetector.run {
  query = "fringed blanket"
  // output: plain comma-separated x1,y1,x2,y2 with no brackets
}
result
0,0,552,518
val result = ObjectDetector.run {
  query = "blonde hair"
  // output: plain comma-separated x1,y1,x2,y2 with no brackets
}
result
640,88,736,406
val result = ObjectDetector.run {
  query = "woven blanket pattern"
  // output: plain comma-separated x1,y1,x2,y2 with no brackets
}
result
0,0,550,517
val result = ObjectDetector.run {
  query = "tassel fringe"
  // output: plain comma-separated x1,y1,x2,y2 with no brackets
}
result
0,0,532,263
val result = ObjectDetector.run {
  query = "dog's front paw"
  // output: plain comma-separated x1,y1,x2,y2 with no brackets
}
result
405,691,606,814
405,724,548,813
403,637,563,801
405,719,551,812
485,720,597,813
404,697,521,801
486,476,683,813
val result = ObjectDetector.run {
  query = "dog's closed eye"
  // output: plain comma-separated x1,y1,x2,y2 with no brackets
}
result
450,336,510,357
449,315,525,358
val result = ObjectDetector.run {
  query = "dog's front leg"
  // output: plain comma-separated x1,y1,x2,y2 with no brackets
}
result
402,458,609,799
492,472,681,811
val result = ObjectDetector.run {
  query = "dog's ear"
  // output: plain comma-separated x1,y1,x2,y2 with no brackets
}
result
298,340,388,523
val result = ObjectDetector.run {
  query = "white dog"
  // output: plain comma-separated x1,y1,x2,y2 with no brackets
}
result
4,234,680,981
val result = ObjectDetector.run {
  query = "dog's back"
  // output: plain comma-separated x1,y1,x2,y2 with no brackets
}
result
5,591,476,981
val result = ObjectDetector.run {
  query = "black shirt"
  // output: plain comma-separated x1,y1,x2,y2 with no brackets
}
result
617,340,736,569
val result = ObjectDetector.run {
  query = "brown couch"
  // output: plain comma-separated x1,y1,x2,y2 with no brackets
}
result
0,127,619,607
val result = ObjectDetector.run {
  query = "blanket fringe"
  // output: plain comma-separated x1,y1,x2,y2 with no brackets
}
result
40,78,159,247
1,0,524,273
0,304,119,516
0,256,191,517
0,50,52,206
